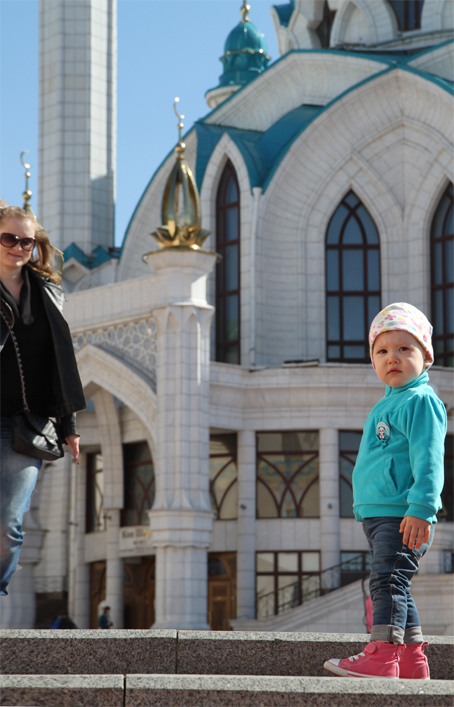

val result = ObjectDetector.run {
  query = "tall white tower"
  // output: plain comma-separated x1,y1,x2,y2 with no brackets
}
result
38,0,116,255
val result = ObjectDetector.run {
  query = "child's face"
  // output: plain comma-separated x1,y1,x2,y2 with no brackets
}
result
372,330,427,388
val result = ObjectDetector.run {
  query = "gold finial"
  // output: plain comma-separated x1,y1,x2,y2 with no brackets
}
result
240,0,251,22
20,151,33,214
174,97,185,158
147,100,211,252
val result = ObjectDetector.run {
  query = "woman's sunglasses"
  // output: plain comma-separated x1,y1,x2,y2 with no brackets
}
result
0,233,36,252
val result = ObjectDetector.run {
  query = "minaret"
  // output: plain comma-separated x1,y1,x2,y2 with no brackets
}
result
38,0,116,255
145,100,217,629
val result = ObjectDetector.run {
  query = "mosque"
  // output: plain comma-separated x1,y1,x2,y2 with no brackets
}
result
2,0,453,633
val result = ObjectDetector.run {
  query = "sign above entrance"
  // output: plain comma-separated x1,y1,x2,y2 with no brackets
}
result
119,526,154,557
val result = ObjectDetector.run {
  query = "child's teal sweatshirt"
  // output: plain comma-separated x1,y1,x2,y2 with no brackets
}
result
353,371,447,524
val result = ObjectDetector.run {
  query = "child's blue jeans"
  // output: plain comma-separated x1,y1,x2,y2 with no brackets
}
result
362,516,435,645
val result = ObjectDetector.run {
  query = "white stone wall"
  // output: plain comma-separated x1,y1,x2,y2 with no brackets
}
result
118,51,453,370
271,0,453,53
38,0,116,253
256,68,454,366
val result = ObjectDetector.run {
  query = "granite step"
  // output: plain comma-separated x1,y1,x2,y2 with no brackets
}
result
0,674,452,707
124,674,454,706
1,630,453,681
0,674,124,706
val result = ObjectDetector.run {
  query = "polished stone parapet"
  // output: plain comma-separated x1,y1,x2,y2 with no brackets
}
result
0,674,124,706
0,629,452,681
124,674,454,706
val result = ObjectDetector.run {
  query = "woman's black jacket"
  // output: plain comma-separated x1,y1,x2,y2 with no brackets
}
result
0,268,86,437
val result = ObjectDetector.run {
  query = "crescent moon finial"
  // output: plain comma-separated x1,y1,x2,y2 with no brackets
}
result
20,150,31,170
173,97,184,122
20,151,33,213
173,97,185,157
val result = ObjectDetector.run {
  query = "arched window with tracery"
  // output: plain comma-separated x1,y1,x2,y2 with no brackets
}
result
326,191,381,362
431,182,454,367
216,161,240,364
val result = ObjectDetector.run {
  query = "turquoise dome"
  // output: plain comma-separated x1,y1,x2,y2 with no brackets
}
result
218,17,270,88
224,20,267,54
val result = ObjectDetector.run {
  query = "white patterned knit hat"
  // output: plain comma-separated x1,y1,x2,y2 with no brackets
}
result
369,302,434,367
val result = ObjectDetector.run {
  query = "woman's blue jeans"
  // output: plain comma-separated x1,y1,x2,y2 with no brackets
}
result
363,516,435,645
0,418,41,596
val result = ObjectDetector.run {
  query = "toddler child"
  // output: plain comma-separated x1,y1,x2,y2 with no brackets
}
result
324,303,447,679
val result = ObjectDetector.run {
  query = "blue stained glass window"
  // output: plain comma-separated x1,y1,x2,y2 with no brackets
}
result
326,191,381,362
342,250,363,290
431,183,454,367
389,1,424,31
216,162,240,364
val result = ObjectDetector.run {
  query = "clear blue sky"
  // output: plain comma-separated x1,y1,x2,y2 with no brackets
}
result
0,0,279,247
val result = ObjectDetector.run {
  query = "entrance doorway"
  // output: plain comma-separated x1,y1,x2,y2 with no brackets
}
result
124,556,155,628
207,552,237,630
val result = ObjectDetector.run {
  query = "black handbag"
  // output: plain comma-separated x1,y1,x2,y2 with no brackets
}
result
1,308,64,462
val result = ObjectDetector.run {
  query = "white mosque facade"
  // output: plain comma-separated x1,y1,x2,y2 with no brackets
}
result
2,0,453,633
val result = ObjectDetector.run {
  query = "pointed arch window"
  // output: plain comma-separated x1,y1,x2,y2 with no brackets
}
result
431,182,454,367
216,161,240,364
389,1,424,31
326,191,381,362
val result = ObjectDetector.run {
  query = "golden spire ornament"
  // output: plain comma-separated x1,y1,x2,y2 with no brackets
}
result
20,151,34,214
150,98,210,250
240,0,251,22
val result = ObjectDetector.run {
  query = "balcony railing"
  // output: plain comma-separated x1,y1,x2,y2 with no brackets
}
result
256,553,370,620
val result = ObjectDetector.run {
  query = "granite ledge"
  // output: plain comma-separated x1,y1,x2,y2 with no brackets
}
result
125,674,454,707
0,674,124,707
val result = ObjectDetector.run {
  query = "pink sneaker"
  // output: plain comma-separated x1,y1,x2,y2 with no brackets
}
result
323,641,403,678
399,643,430,679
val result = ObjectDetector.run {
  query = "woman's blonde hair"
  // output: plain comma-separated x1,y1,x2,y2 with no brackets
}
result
0,206,63,285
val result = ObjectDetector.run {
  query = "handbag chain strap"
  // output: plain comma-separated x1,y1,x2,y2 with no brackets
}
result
0,308,30,412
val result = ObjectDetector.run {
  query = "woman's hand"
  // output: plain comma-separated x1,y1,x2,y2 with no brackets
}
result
399,515,430,550
65,434,80,463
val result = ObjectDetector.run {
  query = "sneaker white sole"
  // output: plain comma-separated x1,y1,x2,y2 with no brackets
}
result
323,660,398,679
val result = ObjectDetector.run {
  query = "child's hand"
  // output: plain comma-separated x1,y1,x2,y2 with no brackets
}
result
399,516,430,550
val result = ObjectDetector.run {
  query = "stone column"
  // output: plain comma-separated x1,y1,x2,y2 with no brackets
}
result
70,453,90,628
105,509,124,628
236,430,257,620
319,428,341,590
148,248,217,630
92,389,124,627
